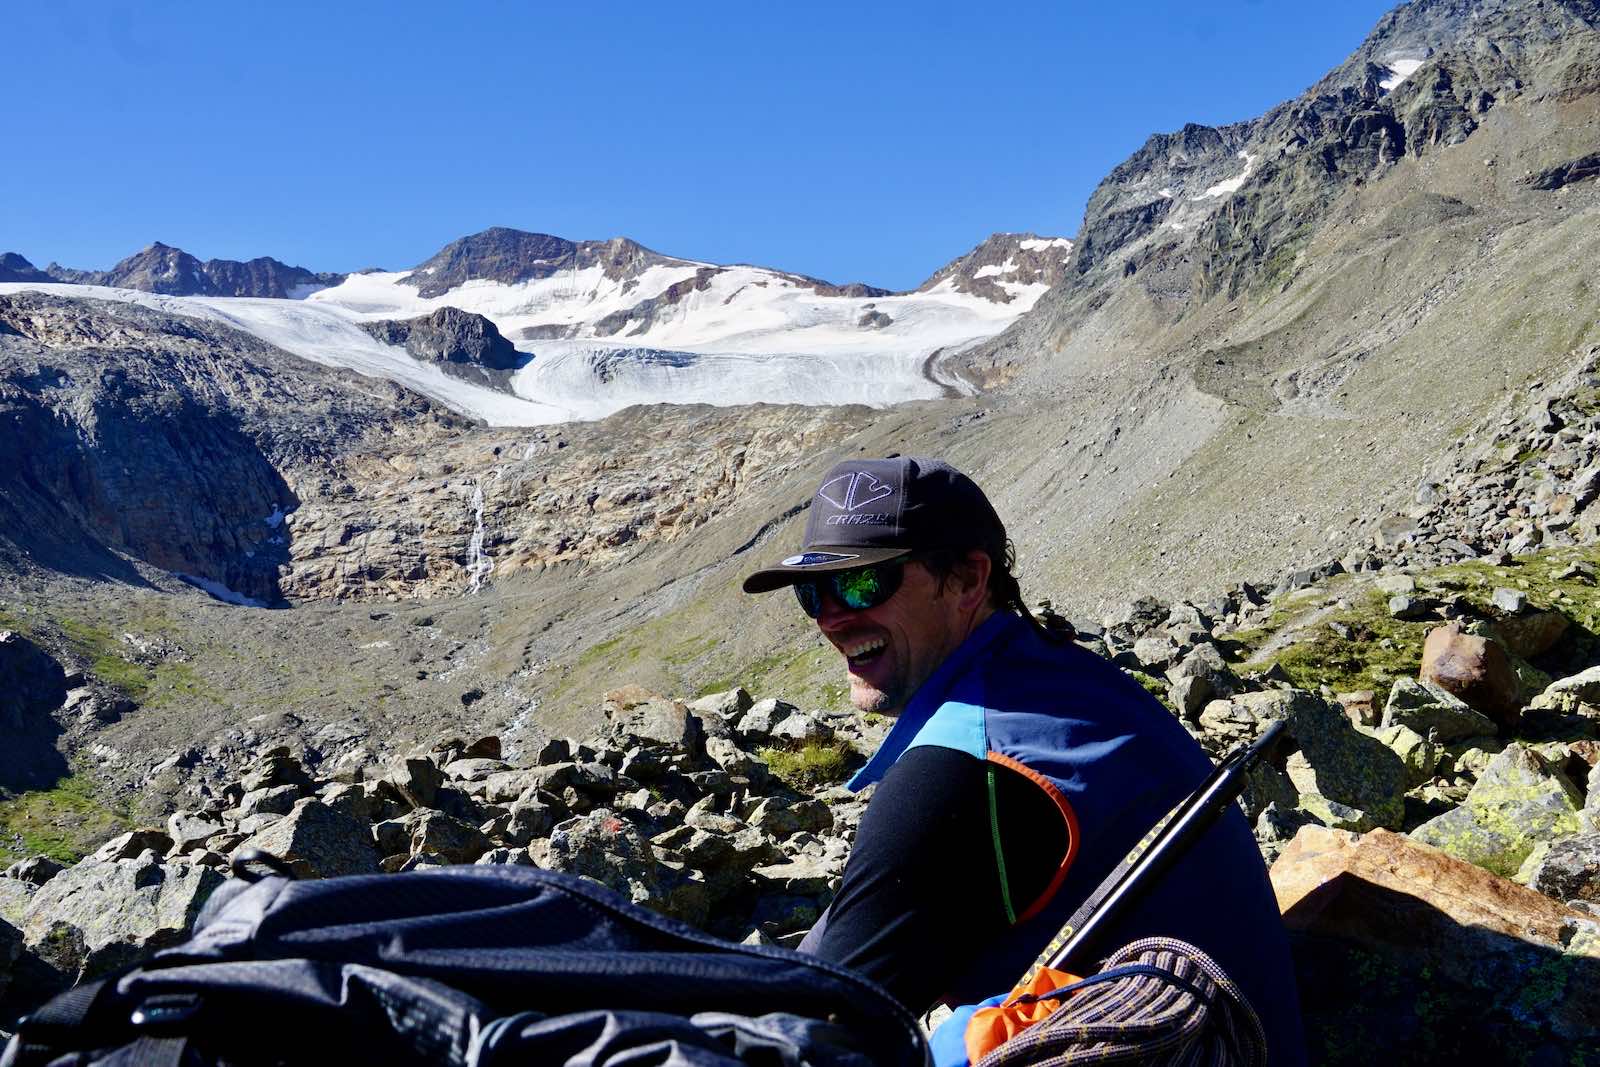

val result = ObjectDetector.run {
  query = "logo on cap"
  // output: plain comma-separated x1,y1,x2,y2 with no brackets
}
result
818,471,895,513
781,552,860,567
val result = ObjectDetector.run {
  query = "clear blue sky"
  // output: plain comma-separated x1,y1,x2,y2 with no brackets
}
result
5,1,1399,291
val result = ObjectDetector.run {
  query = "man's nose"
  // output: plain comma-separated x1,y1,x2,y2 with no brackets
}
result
814,590,854,631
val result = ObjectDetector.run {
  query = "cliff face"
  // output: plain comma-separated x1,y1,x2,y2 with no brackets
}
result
0,293,463,603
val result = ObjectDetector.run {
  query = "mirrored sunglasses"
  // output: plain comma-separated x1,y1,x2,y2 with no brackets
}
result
793,560,907,618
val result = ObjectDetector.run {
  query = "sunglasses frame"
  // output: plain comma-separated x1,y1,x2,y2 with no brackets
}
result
793,557,912,618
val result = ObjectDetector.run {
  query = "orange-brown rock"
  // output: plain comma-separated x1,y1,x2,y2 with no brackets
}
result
1270,826,1600,1063
1419,623,1521,730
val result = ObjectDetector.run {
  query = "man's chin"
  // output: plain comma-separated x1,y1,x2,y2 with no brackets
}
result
848,676,903,716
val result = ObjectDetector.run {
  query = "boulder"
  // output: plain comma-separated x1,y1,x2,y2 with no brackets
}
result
1213,689,1406,830
4,856,65,886
534,738,572,765
1372,725,1439,788
166,811,221,853
0,630,67,731
1164,643,1239,720
1102,596,1168,637
239,753,311,792
92,829,174,863
1411,743,1584,877
407,810,492,864
442,758,510,782
1271,826,1600,1063
21,855,222,984
231,799,382,878
1492,608,1569,659
736,699,797,742
1380,677,1498,742
378,757,444,809
1524,831,1600,905
605,689,705,756
1531,666,1600,714
1419,624,1521,729
752,855,837,896
689,688,754,720
768,713,834,746
748,797,834,839
544,810,661,906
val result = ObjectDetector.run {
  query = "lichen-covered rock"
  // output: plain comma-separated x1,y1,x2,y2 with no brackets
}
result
231,798,382,878
21,855,222,984
767,713,834,746
407,810,492,864
1411,743,1584,877
1531,665,1600,714
1373,724,1440,788
4,857,65,886
736,699,797,742
1381,677,1497,742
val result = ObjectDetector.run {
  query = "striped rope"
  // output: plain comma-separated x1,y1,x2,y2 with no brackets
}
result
974,938,1267,1067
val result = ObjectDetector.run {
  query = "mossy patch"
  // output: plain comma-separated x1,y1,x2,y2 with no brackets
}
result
0,775,131,866
1234,588,1428,701
759,739,856,790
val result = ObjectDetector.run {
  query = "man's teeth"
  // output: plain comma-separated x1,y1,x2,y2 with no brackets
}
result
844,638,886,659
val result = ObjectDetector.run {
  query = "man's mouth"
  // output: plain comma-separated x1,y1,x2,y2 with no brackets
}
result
841,636,886,667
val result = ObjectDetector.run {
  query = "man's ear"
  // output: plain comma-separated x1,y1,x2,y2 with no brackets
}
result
955,548,992,611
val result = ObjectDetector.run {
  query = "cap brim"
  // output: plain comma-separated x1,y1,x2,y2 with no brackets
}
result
742,546,913,594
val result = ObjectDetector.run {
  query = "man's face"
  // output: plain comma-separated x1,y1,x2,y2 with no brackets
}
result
812,559,977,716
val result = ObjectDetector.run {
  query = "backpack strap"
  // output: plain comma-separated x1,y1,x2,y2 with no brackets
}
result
5,977,122,1066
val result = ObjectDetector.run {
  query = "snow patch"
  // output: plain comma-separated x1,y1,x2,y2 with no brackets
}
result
1019,237,1072,251
1193,152,1256,200
174,572,267,608
1157,188,1175,199
263,506,285,528
1380,58,1425,91
973,259,1020,279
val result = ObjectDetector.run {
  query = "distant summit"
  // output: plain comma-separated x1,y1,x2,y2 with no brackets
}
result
917,232,1074,304
0,253,53,284
38,242,345,298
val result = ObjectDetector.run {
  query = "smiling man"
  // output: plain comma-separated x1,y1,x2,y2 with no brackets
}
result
741,456,1305,1065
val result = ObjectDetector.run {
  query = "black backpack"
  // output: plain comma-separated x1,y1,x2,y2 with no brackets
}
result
2,863,929,1066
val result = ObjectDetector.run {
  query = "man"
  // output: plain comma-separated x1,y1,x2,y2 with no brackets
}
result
742,456,1305,1064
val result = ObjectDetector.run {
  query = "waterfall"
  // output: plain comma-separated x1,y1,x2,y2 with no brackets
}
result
465,468,502,595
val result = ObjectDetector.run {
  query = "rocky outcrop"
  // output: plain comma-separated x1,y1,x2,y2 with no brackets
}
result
0,292,463,601
0,254,53,284
360,307,523,374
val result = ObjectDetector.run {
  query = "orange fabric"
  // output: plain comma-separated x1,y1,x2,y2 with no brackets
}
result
984,751,1080,922
964,964,1082,1063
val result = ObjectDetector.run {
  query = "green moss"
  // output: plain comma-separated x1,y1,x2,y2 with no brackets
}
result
0,775,131,866
1238,588,1427,701
759,739,856,790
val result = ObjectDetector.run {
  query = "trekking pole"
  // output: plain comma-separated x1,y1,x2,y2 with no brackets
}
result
1010,718,1287,992
1045,718,1286,972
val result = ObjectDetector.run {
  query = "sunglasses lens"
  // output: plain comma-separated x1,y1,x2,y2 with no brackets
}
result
834,564,892,610
794,581,823,618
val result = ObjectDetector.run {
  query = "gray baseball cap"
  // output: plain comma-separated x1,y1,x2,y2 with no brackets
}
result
742,456,1007,594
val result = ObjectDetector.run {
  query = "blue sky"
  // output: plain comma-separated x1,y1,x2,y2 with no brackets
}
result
6,1,1399,291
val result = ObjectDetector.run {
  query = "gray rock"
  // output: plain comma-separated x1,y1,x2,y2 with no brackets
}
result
1411,743,1585,878
22,856,222,983
737,699,797,741
1132,634,1180,672
1382,677,1498,742
689,688,754,720
545,810,660,906
705,736,767,780
1165,643,1239,720
607,694,705,755
475,847,533,866
237,784,302,817
442,758,511,781
1531,666,1600,712
1491,587,1529,614
1525,831,1600,904
4,856,65,886
380,757,444,809
232,799,382,878
753,856,837,896
166,812,221,853
92,830,174,863
1388,595,1435,620
408,810,492,864
534,738,573,765
748,797,834,839
768,713,834,746
239,754,310,793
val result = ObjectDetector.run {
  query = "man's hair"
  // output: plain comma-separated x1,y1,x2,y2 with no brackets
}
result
919,541,1074,642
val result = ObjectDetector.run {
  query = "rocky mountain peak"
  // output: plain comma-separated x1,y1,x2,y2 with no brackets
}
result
35,243,345,299
0,253,53,283
916,231,1074,303
400,228,580,299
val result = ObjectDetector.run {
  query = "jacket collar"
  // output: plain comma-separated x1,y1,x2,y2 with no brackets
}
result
846,611,1023,791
